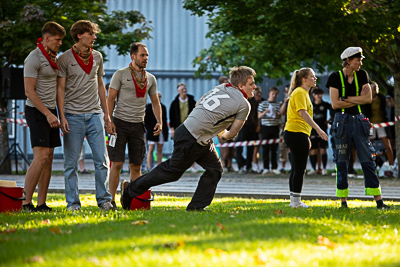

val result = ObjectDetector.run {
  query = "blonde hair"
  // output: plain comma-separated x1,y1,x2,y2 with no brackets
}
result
288,68,313,97
229,66,256,88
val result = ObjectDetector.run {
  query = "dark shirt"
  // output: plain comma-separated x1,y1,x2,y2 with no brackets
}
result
144,102,169,142
310,100,332,135
169,94,196,130
326,69,371,115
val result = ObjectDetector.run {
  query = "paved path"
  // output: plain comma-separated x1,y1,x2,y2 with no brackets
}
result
1,171,399,201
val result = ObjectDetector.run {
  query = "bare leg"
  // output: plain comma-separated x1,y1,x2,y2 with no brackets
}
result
23,147,52,205
37,148,55,205
146,144,155,170
129,163,142,181
156,143,164,165
109,161,123,201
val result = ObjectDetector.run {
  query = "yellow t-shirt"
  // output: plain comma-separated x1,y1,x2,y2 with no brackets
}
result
284,87,313,135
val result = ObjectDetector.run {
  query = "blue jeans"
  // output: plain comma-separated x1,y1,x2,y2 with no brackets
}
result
331,113,381,197
63,113,111,208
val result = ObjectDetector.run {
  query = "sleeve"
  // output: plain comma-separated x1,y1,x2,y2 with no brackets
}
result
258,101,265,112
235,100,250,121
293,91,308,112
326,72,341,90
109,70,122,91
57,54,68,78
97,52,105,76
148,74,158,96
23,53,40,78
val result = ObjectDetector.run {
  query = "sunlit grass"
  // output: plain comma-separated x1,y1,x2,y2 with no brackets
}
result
0,194,399,266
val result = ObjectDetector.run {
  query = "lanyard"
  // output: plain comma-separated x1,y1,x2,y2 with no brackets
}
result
339,70,361,113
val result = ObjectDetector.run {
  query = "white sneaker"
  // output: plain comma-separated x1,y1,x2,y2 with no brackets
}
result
67,205,80,211
307,169,317,175
99,201,113,211
262,169,270,175
322,169,327,175
289,201,310,208
252,162,259,173
272,169,281,175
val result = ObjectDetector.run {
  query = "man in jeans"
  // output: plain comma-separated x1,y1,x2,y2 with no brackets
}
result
57,20,112,211
120,66,257,211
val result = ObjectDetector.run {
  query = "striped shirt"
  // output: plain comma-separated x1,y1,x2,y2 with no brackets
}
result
258,100,282,126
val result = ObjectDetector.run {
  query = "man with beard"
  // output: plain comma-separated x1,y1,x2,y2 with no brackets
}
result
107,42,162,209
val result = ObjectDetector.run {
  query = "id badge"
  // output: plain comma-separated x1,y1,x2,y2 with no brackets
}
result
109,134,117,147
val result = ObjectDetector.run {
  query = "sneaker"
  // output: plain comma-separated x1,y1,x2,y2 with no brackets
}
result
262,169,270,175
341,202,348,208
79,169,91,174
317,169,322,175
67,205,80,211
280,168,286,174
378,204,390,210
36,203,53,212
307,169,317,175
322,169,328,176
111,201,118,210
99,201,113,211
120,179,133,210
252,163,260,173
271,169,281,175
22,203,37,212
289,201,310,208
348,173,355,178
238,167,246,174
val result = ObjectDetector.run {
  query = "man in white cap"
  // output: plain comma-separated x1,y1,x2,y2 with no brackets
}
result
326,47,390,209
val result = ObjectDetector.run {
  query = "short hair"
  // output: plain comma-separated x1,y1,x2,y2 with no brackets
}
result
255,86,261,93
130,42,147,56
42,21,66,38
269,86,279,93
218,75,229,84
70,20,101,43
229,66,256,88
177,82,186,89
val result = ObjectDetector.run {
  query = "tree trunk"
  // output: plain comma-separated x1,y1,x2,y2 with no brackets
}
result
393,72,400,178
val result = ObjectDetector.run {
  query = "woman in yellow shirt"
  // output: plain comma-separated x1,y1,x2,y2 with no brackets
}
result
284,68,328,208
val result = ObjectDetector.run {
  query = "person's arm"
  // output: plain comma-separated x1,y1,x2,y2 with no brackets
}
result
298,109,328,141
97,76,110,130
149,93,162,136
106,88,118,134
25,77,60,128
280,97,288,115
346,83,372,105
56,77,69,133
220,119,246,140
329,86,357,110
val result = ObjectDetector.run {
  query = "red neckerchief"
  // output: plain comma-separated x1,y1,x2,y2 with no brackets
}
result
129,63,147,98
36,38,59,70
226,83,248,99
71,46,93,74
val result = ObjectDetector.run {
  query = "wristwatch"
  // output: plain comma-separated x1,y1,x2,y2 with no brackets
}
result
340,96,346,101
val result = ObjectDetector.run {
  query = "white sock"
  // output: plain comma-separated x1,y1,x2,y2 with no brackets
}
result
290,192,301,205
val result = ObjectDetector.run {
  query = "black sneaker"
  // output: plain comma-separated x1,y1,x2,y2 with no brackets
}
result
378,204,390,210
22,203,37,212
120,180,133,210
111,201,118,211
36,203,53,212
186,207,207,212
341,202,348,209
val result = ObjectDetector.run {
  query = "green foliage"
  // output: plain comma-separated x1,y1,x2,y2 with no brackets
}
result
183,0,400,90
0,194,399,266
0,0,153,68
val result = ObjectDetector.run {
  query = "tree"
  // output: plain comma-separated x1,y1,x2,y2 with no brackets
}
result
0,0,152,173
184,0,400,176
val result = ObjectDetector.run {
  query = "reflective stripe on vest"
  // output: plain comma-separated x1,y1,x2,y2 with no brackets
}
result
338,70,362,113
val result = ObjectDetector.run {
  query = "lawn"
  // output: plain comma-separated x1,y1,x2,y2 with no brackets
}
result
0,194,399,267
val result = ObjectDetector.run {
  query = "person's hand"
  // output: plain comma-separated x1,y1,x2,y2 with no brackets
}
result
153,122,162,136
317,129,328,141
60,117,70,134
107,121,116,135
171,128,175,139
46,113,61,129
308,137,311,149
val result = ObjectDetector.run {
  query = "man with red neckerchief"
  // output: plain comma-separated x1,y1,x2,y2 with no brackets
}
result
57,20,113,211
120,66,256,212
106,42,162,210
23,21,66,212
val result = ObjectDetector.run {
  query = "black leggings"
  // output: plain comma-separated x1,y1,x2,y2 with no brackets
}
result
283,131,309,193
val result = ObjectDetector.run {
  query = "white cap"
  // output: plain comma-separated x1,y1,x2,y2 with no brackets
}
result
340,47,365,60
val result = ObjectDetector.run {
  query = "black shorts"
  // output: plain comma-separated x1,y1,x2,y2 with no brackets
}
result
25,105,61,148
310,135,328,149
108,117,146,164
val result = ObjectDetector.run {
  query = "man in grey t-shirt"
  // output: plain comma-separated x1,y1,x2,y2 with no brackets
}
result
57,20,112,211
23,21,65,212
107,42,162,209
120,66,256,211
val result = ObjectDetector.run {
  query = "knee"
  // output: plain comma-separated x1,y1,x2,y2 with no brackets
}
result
129,164,141,173
111,161,124,170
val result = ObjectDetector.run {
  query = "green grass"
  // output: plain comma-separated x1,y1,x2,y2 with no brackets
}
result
0,194,399,267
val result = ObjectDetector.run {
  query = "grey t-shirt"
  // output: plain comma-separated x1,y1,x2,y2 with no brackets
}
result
184,83,250,145
57,49,105,114
109,67,158,123
24,48,58,109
